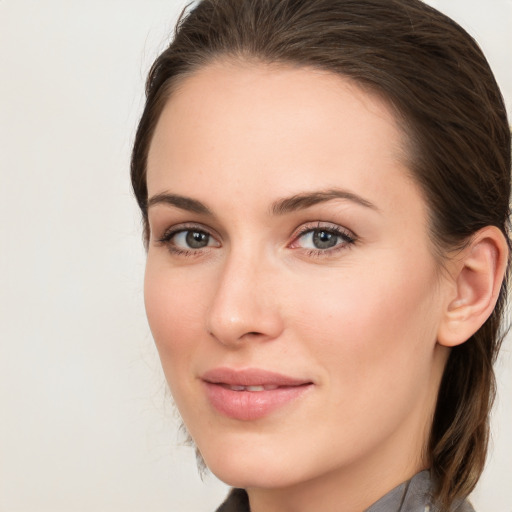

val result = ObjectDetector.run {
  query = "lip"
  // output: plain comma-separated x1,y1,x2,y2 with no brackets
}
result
201,367,313,421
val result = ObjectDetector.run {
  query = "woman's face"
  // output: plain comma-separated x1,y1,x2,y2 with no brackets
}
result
144,62,452,496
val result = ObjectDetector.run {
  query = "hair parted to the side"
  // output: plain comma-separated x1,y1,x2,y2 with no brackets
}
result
131,0,511,509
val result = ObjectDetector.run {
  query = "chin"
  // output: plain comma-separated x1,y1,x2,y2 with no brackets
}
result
208,457,303,490
194,430,308,489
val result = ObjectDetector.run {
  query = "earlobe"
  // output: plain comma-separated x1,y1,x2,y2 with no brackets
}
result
437,226,509,347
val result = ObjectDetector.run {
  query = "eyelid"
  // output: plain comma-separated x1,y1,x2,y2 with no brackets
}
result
155,222,218,241
288,221,357,252
155,222,222,257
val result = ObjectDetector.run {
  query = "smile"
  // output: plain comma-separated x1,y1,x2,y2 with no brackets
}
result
201,367,313,421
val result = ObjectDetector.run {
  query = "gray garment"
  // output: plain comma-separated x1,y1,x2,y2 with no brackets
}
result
215,470,476,512
365,470,475,512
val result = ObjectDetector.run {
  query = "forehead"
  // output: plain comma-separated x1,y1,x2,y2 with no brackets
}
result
146,60,417,215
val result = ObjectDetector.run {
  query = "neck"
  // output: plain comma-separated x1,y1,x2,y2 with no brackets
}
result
247,396,434,512
250,465,427,512
246,346,447,512
248,450,427,512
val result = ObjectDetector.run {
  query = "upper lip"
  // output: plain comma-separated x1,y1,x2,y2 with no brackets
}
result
201,367,312,387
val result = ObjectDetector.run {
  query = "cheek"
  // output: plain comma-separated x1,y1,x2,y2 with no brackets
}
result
144,258,209,370
288,255,441,393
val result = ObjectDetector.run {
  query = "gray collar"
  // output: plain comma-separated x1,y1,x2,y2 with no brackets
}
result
365,470,475,512
216,470,476,512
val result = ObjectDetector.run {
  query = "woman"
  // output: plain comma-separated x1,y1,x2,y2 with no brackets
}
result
131,0,510,510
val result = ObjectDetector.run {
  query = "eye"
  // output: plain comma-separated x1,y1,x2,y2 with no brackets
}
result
299,229,340,249
290,223,356,253
174,230,215,249
157,225,221,254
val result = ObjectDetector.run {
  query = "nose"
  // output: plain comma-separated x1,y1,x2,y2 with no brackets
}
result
206,249,284,347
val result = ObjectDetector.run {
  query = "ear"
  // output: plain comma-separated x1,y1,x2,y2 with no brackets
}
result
437,226,509,347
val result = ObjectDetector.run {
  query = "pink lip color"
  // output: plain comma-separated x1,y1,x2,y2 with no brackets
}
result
201,367,313,421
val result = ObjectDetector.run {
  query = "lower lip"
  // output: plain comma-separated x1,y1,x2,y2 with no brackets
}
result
203,382,312,421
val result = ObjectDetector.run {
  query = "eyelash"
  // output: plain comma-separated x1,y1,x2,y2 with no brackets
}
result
156,223,217,258
156,222,357,258
289,222,357,257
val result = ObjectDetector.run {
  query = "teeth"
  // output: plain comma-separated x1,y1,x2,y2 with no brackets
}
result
227,385,279,392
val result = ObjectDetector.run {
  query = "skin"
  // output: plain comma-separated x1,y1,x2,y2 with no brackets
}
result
144,61,456,512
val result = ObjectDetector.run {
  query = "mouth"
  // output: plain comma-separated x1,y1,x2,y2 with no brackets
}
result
201,367,314,421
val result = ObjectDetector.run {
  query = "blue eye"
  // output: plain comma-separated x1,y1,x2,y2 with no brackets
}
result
294,225,355,252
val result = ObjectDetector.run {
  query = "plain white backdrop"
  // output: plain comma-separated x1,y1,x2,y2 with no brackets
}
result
0,1,510,511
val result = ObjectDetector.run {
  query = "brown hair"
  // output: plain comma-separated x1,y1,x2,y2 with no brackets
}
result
131,0,511,508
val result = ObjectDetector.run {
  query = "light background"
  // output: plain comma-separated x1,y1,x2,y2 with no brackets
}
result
0,1,510,511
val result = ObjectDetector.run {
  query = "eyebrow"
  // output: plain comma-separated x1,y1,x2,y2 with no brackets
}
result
147,188,377,216
147,192,212,215
271,188,378,215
